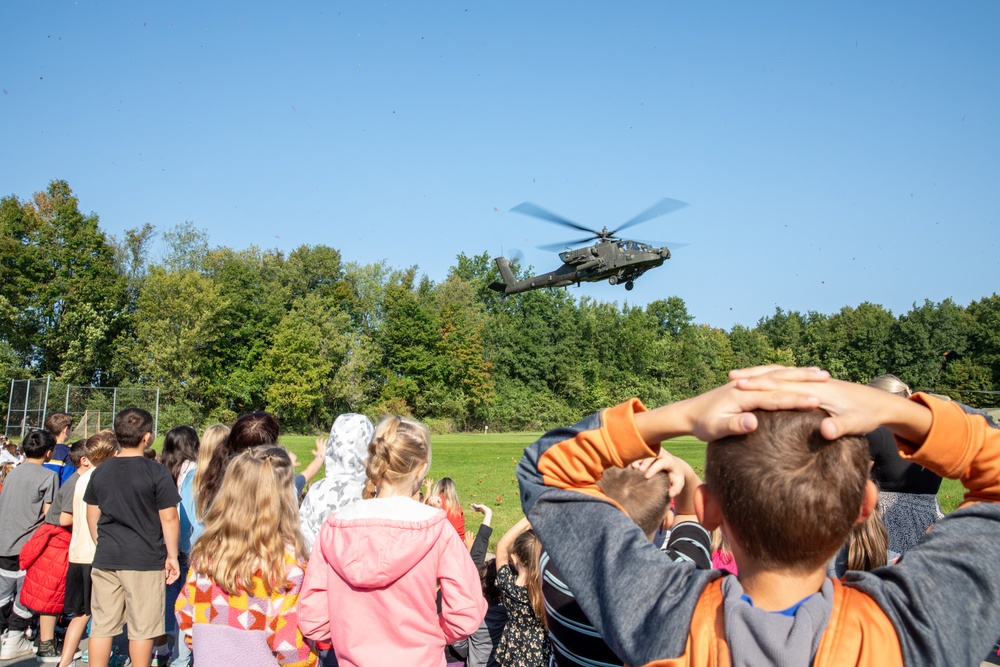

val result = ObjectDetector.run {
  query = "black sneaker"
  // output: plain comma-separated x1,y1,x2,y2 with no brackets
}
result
35,638,60,663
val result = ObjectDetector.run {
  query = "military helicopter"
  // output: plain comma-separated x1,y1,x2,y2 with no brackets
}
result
488,198,688,295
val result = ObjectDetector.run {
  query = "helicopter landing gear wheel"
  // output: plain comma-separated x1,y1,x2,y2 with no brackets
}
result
625,281,634,291
608,275,618,285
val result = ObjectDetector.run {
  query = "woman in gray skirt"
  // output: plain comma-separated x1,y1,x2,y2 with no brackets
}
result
866,374,944,554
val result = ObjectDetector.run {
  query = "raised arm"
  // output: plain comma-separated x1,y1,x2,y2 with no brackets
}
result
298,439,326,485
468,503,494,566
495,516,530,569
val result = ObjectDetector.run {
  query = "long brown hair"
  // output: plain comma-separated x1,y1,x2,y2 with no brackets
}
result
190,445,307,595
193,424,230,520
362,416,430,499
846,507,890,572
198,412,279,515
511,529,546,626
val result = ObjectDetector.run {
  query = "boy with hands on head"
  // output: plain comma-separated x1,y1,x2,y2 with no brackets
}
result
518,365,1000,666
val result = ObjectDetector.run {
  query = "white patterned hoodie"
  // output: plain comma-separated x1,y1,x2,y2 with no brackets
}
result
299,413,374,550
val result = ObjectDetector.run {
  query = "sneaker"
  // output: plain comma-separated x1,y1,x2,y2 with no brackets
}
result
0,630,37,660
36,638,60,663
150,643,171,666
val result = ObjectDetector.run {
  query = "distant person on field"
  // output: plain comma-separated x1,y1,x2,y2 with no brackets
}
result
58,429,118,667
44,412,77,485
866,373,944,554
518,365,1000,666
299,413,375,550
84,408,181,667
0,429,58,660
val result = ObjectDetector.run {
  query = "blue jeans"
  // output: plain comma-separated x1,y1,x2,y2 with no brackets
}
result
165,553,192,666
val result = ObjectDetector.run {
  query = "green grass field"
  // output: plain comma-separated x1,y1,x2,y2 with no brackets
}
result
279,432,968,550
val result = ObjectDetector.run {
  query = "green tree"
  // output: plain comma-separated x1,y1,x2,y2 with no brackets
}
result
133,267,228,424
890,299,970,390
262,293,354,431
0,181,126,384
966,294,1000,393
729,325,774,369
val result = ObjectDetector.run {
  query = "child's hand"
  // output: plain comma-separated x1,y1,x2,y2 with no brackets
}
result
464,530,475,550
287,451,300,469
426,494,443,509
631,451,685,498
730,367,933,442
420,477,435,502
313,439,325,460
670,367,828,442
470,503,493,526
164,555,181,585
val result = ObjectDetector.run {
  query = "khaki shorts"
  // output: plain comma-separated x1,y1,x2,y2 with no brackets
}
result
90,568,166,639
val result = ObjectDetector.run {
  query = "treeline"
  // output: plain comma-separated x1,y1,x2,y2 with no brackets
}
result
2,181,998,433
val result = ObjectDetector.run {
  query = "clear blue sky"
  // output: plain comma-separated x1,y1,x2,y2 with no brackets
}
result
3,1,998,329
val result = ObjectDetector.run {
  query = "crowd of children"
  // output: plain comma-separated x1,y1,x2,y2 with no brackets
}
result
0,365,998,666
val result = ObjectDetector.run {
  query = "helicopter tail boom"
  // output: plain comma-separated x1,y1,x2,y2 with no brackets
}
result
488,257,517,293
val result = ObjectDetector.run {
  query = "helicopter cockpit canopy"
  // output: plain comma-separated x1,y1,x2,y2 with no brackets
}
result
617,240,653,253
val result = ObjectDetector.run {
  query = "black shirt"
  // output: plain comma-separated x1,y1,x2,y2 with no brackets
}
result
542,521,712,667
867,426,942,495
83,456,180,571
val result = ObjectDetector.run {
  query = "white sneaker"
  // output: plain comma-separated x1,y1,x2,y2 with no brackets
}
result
0,630,37,660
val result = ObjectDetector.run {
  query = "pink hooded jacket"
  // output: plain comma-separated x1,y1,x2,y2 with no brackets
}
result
298,495,487,667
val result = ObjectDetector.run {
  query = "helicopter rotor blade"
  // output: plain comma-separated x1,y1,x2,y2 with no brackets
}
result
611,197,689,236
510,202,599,236
537,237,597,252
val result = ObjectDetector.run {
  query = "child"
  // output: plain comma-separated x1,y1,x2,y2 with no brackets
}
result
43,412,77,486
432,477,466,539
157,425,200,667
541,462,711,667
709,528,738,576
495,518,549,667
0,429,58,660
58,429,118,667
516,365,1000,666
174,445,316,667
827,506,897,578
84,408,181,667
19,439,91,661
467,559,505,667
464,503,503,667
298,416,486,666
197,412,279,517
299,413,375,551
187,423,230,543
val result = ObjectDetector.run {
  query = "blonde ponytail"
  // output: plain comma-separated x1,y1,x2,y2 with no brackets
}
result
363,416,430,499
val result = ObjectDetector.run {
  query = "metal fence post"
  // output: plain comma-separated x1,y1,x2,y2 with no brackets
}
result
41,375,51,429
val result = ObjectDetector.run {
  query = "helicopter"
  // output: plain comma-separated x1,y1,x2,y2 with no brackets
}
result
488,197,688,296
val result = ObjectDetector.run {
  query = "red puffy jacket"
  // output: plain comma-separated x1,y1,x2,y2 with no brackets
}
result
19,523,71,614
